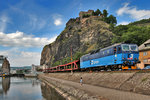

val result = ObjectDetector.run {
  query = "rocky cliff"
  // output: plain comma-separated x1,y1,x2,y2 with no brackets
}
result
40,10,113,67
2,58,10,74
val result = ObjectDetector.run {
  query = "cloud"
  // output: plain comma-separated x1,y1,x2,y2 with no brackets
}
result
0,48,41,66
0,14,10,32
116,3,150,20
53,14,63,26
12,51,41,66
118,21,129,25
0,31,57,47
54,18,62,26
116,3,129,16
28,14,47,30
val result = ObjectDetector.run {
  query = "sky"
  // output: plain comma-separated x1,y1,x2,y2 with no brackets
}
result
0,0,150,67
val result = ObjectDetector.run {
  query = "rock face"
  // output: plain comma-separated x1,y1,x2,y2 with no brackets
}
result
40,11,113,67
2,58,10,74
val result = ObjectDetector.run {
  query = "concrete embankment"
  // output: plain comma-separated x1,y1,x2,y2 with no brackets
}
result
39,72,150,96
38,74,104,100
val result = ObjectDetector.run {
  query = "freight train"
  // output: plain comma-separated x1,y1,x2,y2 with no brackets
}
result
44,43,139,72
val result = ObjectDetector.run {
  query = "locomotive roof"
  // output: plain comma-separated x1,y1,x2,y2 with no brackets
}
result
81,43,137,58
100,43,122,51
81,43,122,58
99,43,137,52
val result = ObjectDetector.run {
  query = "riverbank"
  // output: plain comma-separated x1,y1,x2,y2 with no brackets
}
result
42,72,150,95
39,74,104,100
38,72,150,100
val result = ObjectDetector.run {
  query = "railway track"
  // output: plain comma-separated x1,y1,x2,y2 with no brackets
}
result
82,69,150,73
44,69,150,74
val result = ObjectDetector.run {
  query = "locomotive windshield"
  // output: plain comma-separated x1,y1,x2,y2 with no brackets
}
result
122,44,130,51
121,44,138,51
130,45,138,51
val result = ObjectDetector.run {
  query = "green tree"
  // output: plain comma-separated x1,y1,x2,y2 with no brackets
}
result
102,17,109,23
108,15,117,24
109,23,115,31
83,14,90,18
73,52,84,60
103,9,108,17
112,25,150,46
99,10,102,16
112,25,128,36
95,9,101,16
92,11,95,16
122,26,150,45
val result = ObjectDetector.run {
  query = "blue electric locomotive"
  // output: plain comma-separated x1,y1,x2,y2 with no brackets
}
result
80,43,139,70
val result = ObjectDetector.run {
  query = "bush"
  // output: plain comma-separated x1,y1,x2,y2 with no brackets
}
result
112,25,150,46
82,14,90,18
73,52,84,60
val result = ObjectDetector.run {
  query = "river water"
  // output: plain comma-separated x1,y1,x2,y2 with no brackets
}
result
0,77,65,100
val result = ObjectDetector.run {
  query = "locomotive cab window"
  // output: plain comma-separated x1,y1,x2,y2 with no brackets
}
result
130,45,138,51
107,50,110,54
122,44,129,51
117,46,122,53
103,51,105,55
114,47,117,53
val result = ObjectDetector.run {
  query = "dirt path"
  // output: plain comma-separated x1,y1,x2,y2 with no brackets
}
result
42,75,150,100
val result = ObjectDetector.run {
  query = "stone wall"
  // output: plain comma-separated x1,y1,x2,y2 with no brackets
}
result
79,10,94,19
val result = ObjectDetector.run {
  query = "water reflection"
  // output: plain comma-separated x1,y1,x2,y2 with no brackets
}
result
2,77,10,95
0,77,66,100
41,82,65,100
32,79,39,87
